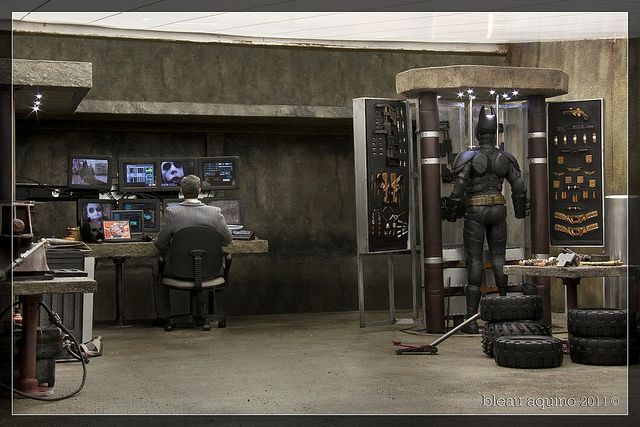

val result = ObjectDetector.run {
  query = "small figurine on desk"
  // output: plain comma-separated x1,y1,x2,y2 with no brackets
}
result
441,106,530,334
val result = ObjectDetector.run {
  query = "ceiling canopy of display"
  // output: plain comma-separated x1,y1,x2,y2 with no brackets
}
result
11,4,629,47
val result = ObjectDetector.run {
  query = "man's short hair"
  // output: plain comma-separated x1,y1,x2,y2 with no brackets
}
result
181,175,201,198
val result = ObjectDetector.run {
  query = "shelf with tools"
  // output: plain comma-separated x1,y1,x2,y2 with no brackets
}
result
354,98,411,254
547,99,604,247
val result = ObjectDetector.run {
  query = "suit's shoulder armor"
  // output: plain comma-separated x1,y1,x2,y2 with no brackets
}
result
451,150,477,173
496,151,521,173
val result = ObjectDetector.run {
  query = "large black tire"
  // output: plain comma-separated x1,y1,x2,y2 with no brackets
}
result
494,336,563,369
482,320,551,357
567,308,637,338
480,295,543,321
570,336,640,366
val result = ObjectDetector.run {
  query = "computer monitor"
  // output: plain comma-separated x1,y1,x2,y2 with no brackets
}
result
77,199,117,228
119,158,158,192
203,198,243,226
118,199,161,233
199,156,239,190
111,210,144,235
157,157,197,190
68,155,113,190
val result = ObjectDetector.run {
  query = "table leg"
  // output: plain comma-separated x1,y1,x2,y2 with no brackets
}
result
113,257,130,327
563,277,580,311
15,294,41,393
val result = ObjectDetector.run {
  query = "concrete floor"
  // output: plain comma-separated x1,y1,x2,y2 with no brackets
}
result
11,311,634,415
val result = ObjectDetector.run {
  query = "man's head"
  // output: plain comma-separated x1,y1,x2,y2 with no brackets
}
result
181,174,201,199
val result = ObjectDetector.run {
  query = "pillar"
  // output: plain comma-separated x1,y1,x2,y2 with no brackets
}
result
527,95,552,326
418,92,445,333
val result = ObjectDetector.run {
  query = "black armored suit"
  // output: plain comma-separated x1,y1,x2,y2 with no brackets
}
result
443,106,528,334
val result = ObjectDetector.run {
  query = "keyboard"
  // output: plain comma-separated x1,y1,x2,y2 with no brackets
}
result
232,229,255,240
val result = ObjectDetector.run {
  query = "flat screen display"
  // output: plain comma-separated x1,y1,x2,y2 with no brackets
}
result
200,157,238,190
122,161,156,189
69,155,112,190
120,200,159,232
159,158,197,188
77,199,116,228
204,198,243,225
111,210,144,235
103,220,131,241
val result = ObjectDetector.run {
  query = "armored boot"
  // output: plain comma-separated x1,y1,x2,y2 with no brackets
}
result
461,285,481,334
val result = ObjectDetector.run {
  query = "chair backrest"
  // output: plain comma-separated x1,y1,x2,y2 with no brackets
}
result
163,226,224,281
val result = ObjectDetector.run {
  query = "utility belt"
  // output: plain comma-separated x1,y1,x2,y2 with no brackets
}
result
554,222,599,237
553,210,598,225
466,194,506,206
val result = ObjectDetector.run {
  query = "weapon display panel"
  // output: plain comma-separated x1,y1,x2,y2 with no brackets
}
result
353,98,411,253
547,99,604,247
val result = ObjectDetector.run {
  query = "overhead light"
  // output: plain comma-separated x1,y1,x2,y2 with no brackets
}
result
467,89,473,94
512,90,519,95
34,100,40,105
437,95,442,99
35,94,42,99
457,91,465,98
489,90,496,95
32,106,40,112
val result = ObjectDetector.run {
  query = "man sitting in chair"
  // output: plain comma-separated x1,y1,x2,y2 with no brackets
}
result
153,174,232,329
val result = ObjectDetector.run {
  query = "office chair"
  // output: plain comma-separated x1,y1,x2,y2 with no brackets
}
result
160,226,231,331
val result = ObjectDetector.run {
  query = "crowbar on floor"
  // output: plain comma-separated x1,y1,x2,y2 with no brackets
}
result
393,313,480,355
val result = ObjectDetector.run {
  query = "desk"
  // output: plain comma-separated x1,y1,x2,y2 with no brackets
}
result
86,239,269,325
6,276,97,394
503,265,636,311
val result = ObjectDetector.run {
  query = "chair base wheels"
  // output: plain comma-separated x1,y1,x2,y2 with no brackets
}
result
163,319,175,331
218,319,227,328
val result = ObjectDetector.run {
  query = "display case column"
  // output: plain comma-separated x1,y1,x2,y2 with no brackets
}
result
418,92,445,333
527,95,552,326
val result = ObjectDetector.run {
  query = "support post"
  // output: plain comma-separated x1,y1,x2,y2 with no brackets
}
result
15,294,41,393
527,95,552,326
418,92,444,333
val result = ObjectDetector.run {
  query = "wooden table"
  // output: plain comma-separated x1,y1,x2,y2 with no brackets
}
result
86,240,269,325
503,265,634,311
4,276,97,394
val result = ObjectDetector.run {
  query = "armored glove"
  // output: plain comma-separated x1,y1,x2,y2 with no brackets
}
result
512,195,531,219
441,196,465,222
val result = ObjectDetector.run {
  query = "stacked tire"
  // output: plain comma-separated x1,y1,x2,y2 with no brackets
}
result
568,308,639,366
480,293,563,368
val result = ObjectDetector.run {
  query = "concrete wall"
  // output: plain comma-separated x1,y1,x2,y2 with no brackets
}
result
14,32,628,318
508,38,628,311
13,33,506,320
13,34,504,107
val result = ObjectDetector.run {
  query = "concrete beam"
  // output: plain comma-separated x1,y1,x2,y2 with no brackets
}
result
75,100,353,120
396,65,568,100
1,58,93,116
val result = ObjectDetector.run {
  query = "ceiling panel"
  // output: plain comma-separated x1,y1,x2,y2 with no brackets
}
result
14,11,628,44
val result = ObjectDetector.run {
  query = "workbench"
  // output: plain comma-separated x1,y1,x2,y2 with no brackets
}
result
5,276,97,394
503,265,637,312
86,240,269,325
